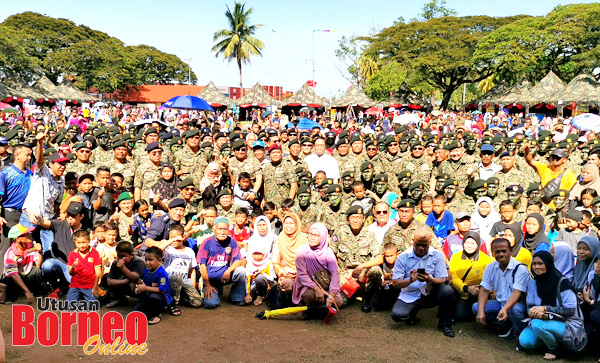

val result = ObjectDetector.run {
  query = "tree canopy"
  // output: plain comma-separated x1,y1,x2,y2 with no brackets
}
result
0,12,196,93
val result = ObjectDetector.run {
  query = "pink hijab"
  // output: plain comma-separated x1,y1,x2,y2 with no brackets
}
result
199,162,222,193
297,223,333,272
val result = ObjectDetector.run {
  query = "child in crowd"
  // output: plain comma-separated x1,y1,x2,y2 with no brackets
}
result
91,166,114,223
67,230,102,302
110,173,126,202
426,195,455,245
105,241,146,308
188,207,218,254
351,181,378,219
244,239,275,306
490,200,518,238
557,209,588,254
61,174,94,229
97,221,119,276
90,222,106,248
281,198,294,215
313,171,326,192
525,200,543,216
373,242,401,310
264,202,283,236
576,188,597,214
581,211,599,238
163,225,203,313
229,207,251,258
62,172,78,202
443,213,475,260
133,247,172,325
112,192,135,243
416,196,434,223
131,198,153,250
233,172,256,211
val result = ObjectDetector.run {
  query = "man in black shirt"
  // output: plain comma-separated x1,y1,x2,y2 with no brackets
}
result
105,241,145,308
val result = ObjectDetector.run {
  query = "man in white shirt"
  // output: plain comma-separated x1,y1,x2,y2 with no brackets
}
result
367,202,396,244
477,144,502,180
304,138,340,181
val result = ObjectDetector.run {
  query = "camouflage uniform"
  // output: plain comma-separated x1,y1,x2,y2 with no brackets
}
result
318,205,346,236
283,157,308,172
291,203,321,229
134,162,162,203
382,219,438,253
436,159,478,191
167,193,202,224
216,205,236,224
134,146,173,165
399,156,434,190
228,156,263,186
514,202,528,223
65,160,97,176
446,192,475,216
566,150,584,176
373,151,402,176
335,154,356,177
494,166,536,203
174,145,202,184
330,225,380,280
91,147,113,167
106,159,135,191
117,215,134,242
262,161,298,206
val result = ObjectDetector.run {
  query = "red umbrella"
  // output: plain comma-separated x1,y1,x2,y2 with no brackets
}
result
365,106,383,116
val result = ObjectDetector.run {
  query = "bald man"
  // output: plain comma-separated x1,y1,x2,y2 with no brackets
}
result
391,227,456,337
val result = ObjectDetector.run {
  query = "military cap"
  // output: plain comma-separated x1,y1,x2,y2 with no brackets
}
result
499,151,515,159
393,125,404,134
486,176,499,185
397,199,416,208
117,192,133,203
298,171,312,179
360,161,374,172
108,126,121,135
219,142,231,152
365,139,376,148
74,142,91,151
297,185,311,195
397,170,412,180
338,130,350,139
200,141,213,149
178,178,195,189
409,181,425,191
66,152,77,161
144,127,159,136
350,135,362,144
592,196,600,206
160,132,174,141
216,188,233,199
325,184,342,194
232,139,246,150
336,138,349,147
443,179,458,189
506,184,524,194
112,140,127,149
549,189,569,198
346,205,364,216
4,128,19,141
491,135,505,144
300,137,312,145
444,141,461,151
341,171,355,179
94,126,109,137
410,140,424,149
228,132,240,141
565,209,584,223
527,182,542,194
145,142,161,153
374,173,388,183
320,178,334,188
168,198,186,209
171,137,183,146
288,139,300,147
295,166,307,175
43,148,57,157
470,179,488,190
384,135,397,147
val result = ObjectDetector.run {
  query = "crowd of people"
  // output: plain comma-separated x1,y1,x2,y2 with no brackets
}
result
2,103,600,360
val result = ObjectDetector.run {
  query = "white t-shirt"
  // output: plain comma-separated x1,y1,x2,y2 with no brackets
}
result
304,153,340,180
164,246,198,285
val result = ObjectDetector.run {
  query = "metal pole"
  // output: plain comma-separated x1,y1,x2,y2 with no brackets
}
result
462,83,466,106
272,29,276,99
312,30,315,82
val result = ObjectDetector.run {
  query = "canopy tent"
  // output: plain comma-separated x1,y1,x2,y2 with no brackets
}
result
296,117,322,130
546,73,600,107
519,71,565,107
331,84,376,108
196,81,234,107
283,83,326,107
236,82,281,108
382,86,424,109
497,78,533,107
0,83,19,103
2,77,45,101
467,81,512,109
32,75,68,102
56,81,98,103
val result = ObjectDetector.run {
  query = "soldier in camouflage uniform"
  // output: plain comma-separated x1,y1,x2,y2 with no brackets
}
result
262,144,298,207
469,179,489,203
106,140,135,191
399,139,434,191
291,185,321,231
373,136,403,189
65,142,97,176
334,138,356,177
90,126,113,167
486,176,501,204
494,150,536,203
215,188,236,224
163,178,202,224
506,184,527,223
382,199,438,252
318,184,347,236
359,161,376,191
443,179,475,216
284,139,309,171
174,129,203,185
134,127,173,165
407,181,425,205
134,142,163,204
341,171,356,206
228,139,263,191
349,135,366,178
435,141,478,192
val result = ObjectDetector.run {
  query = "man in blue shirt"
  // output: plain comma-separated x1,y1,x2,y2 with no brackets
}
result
0,144,32,272
391,227,456,337
473,238,530,339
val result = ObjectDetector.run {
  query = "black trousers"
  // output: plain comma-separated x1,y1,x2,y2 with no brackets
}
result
134,292,167,319
0,208,22,272
1,266,44,301
391,284,455,327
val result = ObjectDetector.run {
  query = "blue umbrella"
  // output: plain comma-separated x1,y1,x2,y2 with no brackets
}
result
161,95,214,111
296,118,322,130
572,113,600,132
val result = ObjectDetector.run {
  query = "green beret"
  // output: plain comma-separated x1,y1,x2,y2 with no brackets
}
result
437,173,451,180
360,161,374,172
178,178,195,189
527,182,541,194
443,179,458,189
43,148,57,157
338,130,349,139
592,196,600,206
565,134,578,143
288,139,300,147
200,141,213,149
410,140,424,149
216,188,233,199
350,135,362,144
219,143,231,152
409,181,424,191
393,125,403,134
144,127,159,136
397,199,416,209
346,205,364,216
295,166,307,175
94,126,109,137
336,138,349,147
74,142,90,151
320,178,334,188
374,173,388,183
112,140,127,149
384,135,397,147
232,139,246,150
184,129,200,139
300,137,312,145
172,137,183,146
297,185,311,195
4,128,19,141
228,132,240,141
470,179,487,190
485,177,499,185
298,170,312,179
365,139,376,147
325,184,342,194
550,189,569,199
444,141,461,151
66,152,77,161
108,126,121,135
117,192,133,203
491,135,505,144
341,171,354,179
481,136,492,143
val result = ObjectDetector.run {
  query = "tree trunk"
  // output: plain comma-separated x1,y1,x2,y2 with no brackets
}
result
238,59,243,94
440,85,458,110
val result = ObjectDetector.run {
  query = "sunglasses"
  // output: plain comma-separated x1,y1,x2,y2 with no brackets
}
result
388,142,399,146
302,144,313,147
481,151,494,156
235,148,247,152
375,210,389,215
412,147,424,151
366,147,378,151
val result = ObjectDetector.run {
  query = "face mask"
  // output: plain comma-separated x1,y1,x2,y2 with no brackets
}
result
487,184,498,197
298,193,310,207
507,191,521,206
399,177,411,189
444,186,456,200
493,143,503,153
410,188,423,200
528,190,541,202
327,193,342,207
553,197,567,209
375,181,388,195
342,177,353,190
593,204,600,217
466,140,477,151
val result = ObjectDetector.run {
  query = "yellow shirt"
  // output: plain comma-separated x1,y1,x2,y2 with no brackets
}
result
514,247,532,270
535,163,577,209
449,252,493,299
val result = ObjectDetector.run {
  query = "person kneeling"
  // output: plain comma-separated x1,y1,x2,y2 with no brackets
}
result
391,227,456,337
133,247,172,325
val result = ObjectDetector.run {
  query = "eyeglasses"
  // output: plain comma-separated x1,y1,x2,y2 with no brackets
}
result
412,147,424,151
366,147,377,151
78,150,91,154
183,187,195,191
307,232,321,238
375,210,389,215
235,148,247,152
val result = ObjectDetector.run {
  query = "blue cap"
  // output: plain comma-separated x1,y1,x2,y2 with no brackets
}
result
0,136,7,145
499,150,515,158
253,140,265,149
481,144,494,153
261,111,273,118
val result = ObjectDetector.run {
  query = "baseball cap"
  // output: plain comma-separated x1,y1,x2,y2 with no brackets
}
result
481,144,494,153
454,212,471,222
550,149,568,158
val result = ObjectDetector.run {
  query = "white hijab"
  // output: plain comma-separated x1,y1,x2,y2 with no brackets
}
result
470,197,501,245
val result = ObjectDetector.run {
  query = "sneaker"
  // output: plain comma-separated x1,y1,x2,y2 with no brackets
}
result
498,326,514,338
48,288,61,300
441,326,455,338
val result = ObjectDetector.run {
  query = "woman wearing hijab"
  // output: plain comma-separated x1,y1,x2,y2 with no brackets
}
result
200,162,225,208
246,216,276,261
293,223,342,311
573,235,600,293
523,213,550,253
502,224,532,269
519,251,584,360
273,213,307,292
449,231,492,321
244,234,275,306
150,163,179,211
550,242,575,281
570,164,600,202
470,197,501,250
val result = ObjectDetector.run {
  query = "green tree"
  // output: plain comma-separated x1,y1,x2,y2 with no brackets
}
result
364,62,407,101
334,35,364,85
0,26,38,82
362,15,527,109
419,0,457,21
212,2,264,89
128,45,197,85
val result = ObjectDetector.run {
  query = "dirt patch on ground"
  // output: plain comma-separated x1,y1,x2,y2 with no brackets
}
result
1,296,597,363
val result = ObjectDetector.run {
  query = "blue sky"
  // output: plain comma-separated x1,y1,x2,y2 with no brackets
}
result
2,1,596,97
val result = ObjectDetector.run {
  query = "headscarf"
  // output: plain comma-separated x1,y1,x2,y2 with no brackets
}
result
570,164,600,200
297,222,333,272
470,197,501,244
522,213,549,252
247,215,276,259
275,213,307,272
573,235,600,291
150,163,179,200
505,223,523,257
199,162,222,193
552,241,575,281
246,233,272,275
461,231,481,261
532,251,573,306
387,192,399,220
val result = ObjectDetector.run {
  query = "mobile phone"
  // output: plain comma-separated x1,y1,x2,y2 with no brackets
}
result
417,268,426,275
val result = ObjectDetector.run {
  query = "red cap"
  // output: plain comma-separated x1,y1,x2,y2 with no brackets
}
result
267,144,282,154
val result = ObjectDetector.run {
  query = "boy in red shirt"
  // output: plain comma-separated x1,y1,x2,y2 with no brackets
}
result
67,230,102,301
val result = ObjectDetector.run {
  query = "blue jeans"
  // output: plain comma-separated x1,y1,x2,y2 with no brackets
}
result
202,267,246,309
19,213,54,253
472,300,527,337
66,287,96,302
41,258,71,288
519,319,566,351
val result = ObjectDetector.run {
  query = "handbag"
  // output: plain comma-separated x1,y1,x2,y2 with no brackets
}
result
311,269,331,291
556,277,588,352
541,168,567,204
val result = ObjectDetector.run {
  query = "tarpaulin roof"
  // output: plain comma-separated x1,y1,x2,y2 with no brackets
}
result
546,73,600,106
32,75,69,100
497,78,533,106
520,71,566,106
55,81,96,102
236,82,281,108
283,83,326,107
2,77,45,100
331,84,375,108
196,81,234,107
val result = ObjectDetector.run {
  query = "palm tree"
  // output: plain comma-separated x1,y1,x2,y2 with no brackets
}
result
212,2,264,90
358,55,378,87
478,74,495,94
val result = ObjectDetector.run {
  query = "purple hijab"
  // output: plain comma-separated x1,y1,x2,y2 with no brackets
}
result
292,223,340,304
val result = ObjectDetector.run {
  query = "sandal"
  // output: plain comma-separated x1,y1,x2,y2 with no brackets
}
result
148,315,161,325
169,305,182,316
0,283,6,304
253,296,264,306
